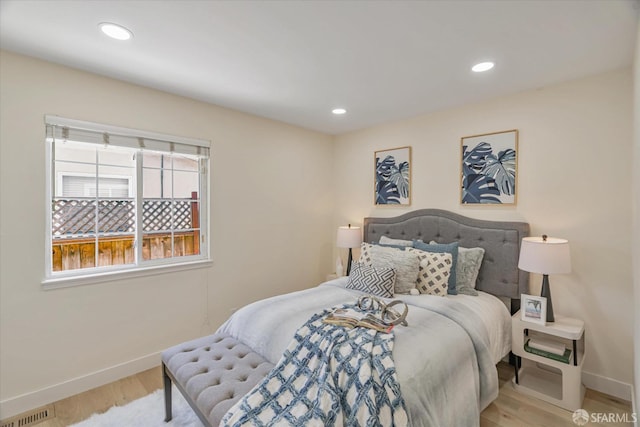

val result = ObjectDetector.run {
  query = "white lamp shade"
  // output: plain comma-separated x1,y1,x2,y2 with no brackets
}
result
518,236,571,275
336,226,362,248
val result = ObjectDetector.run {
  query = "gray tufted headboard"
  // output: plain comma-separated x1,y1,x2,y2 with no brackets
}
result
363,209,529,311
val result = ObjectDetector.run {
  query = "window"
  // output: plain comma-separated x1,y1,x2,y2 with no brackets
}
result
61,174,131,198
45,116,210,285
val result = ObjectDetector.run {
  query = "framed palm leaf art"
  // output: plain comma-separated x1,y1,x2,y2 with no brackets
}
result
374,146,411,206
461,129,518,205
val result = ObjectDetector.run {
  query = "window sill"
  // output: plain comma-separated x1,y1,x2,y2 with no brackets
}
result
42,259,213,290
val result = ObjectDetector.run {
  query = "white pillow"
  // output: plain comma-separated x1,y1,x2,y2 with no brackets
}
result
358,243,420,294
408,248,452,296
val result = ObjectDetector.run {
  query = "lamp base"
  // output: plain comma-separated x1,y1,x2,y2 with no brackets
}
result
540,274,555,323
346,248,353,276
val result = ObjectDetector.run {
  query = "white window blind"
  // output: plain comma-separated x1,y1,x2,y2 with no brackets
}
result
45,115,210,157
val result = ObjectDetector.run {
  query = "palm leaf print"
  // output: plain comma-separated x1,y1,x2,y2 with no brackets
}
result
376,180,400,204
462,142,492,176
389,160,410,198
376,154,409,204
461,174,501,204
483,149,516,195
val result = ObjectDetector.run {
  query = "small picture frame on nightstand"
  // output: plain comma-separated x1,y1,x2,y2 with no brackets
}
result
521,294,547,325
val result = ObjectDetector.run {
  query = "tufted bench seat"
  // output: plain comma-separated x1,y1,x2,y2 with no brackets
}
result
162,332,274,427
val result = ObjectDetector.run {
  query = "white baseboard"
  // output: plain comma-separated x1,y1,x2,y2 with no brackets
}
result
582,370,634,402
0,351,160,420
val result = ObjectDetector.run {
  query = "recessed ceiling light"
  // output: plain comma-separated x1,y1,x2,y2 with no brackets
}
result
332,108,347,115
472,62,494,72
99,22,133,41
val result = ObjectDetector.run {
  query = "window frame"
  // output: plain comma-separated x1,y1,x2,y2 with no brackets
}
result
43,115,211,289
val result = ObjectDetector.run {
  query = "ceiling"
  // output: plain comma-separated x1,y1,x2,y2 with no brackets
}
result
0,0,637,135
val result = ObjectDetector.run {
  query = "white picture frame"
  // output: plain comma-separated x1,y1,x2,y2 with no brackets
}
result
521,294,547,325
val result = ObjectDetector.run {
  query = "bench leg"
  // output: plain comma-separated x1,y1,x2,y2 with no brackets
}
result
162,363,173,422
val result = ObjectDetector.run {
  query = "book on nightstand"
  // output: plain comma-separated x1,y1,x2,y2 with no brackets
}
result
524,339,572,364
527,337,566,355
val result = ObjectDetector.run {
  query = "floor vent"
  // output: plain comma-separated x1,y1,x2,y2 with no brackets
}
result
0,405,55,427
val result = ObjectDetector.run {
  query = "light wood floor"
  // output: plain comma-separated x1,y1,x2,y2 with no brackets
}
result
482,363,633,427
6,362,633,427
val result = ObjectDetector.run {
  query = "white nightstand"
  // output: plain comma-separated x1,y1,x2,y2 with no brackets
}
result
512,310,586,411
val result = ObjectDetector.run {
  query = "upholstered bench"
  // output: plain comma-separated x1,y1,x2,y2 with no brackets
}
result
162,332,274,427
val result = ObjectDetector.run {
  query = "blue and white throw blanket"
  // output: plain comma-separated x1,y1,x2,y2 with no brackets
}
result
221,304,408,427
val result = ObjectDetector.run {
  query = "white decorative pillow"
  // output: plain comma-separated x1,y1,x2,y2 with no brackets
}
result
358,243,420,294
379,235,413,247
346,262,396,298
408,248,452,296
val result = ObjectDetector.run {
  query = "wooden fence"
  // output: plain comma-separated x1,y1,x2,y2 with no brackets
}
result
51,192,200,272
52,232,199,272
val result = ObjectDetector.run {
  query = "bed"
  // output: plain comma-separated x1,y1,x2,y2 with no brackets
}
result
162,209,530,426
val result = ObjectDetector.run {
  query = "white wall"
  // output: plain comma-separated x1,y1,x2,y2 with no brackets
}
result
0,50,334,417
333,69,635,398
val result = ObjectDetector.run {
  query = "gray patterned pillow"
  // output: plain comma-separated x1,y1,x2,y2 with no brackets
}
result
358,243,420,294
456,246,485,296
346,262,396,298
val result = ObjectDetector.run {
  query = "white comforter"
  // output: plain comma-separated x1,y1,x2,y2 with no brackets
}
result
218,278,511,427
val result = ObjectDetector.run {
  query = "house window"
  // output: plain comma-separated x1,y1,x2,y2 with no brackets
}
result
45,116,210,284
61,174,131,198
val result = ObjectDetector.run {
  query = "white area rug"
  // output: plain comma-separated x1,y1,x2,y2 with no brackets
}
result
71,386,205,427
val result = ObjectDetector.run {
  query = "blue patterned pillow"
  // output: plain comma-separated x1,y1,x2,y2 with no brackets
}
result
413,240,459,295
346,262,396,298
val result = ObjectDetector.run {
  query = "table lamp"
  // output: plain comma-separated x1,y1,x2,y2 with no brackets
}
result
336,224,362,276
518,235,571,323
